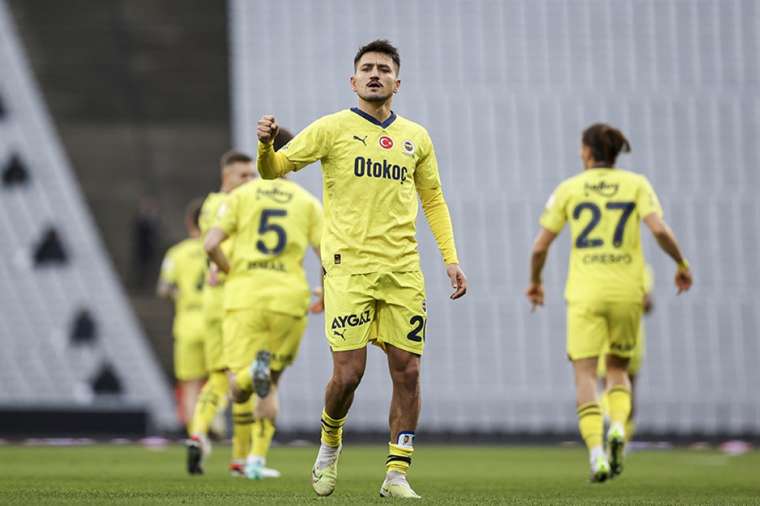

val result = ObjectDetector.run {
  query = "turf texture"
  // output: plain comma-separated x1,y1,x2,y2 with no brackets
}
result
0,444,757,504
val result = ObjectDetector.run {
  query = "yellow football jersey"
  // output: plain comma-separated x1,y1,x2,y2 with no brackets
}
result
264,108,457,274
214,178,322,316
199,192,233,319
159,238,206,340
540,168,663,303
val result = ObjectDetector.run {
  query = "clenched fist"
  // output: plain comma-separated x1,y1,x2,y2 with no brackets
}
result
257,115,279,145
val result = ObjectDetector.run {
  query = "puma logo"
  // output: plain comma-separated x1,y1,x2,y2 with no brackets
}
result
353,135,367,146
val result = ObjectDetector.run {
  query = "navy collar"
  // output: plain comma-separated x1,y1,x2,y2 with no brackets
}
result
351,107,397,129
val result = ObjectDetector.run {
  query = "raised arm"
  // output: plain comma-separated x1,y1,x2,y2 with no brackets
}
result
257,115,297,179
642,213,692,293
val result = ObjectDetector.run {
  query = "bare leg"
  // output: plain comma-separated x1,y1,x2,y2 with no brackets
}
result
181,378,204,430
324,348,367,418
628,373,637,421
386,345,421,442
573,357,599,407
605,354,631,391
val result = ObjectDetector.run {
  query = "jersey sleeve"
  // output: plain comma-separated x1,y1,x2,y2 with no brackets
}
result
636,175,663,219
214,192,239,237
413,130,442,191
280,116,335,170
198,195,214,235
539,183,568,233
159,249,177,284
414,131,459,264
307,197,323,249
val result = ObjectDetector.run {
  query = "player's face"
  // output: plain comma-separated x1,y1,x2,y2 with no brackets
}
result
351,52,400,103
225,162,255,190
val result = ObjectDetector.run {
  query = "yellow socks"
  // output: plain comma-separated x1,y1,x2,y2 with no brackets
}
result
320,409,347,448
252,418,276,459
190,371,229,436
232,398,254,461
577,402,603,450
386,432,415,475
625,419,636,443
234,368,253,399
607,386,632,427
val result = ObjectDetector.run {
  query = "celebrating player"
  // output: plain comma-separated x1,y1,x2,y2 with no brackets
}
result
526,123,692,482
255,39,467,498
186,152,254,475
204,136,324,480
157,199,207,434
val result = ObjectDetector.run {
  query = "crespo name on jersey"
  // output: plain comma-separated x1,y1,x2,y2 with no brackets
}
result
354,156,409,184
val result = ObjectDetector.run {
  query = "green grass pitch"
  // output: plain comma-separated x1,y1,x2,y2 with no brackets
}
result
0,443,758,504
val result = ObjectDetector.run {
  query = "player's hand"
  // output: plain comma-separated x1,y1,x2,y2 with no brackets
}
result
675,268,692,294
257,115,279,145
446,264,468,300
525,282,544,311
308,286,324,314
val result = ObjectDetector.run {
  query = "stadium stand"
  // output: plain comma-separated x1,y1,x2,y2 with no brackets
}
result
230,0,760,436
0,0,175,434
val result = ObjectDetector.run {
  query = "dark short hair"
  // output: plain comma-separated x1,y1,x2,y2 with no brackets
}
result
273,128,294,152
220,150,252,169
185,198,203,229
354,39,400,72
582,123,631,166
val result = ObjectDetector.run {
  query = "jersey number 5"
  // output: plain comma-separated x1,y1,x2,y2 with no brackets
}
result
256,209,288,255
573,201,636,248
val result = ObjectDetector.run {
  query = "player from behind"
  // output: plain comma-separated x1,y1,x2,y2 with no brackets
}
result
157,199,207,434
256,39,468,498
597,264,654,444
186,152,254,476
205,137,324,480
526,123,693,482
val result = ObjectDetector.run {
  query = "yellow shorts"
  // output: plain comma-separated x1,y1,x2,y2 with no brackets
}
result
566,300,642,362
204,317,225,372
597,322,646,377
324,271,427,356
173,338,206,381
223,307,307,374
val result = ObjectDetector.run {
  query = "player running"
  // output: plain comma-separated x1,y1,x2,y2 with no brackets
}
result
205,140,324,480
597,264,654,445
186,152,254,476
157,199,207,434
526,123,692,482
255,39,467,498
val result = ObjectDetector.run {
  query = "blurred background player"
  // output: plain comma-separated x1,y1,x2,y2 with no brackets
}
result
597,263,654,446
526,123,693,482
255,40,468,498
157,199,207,434
186,152,254,476
205,130,325,480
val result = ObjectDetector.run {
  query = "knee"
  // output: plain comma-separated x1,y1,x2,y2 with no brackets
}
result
391,359,420,389
332,368,363,393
